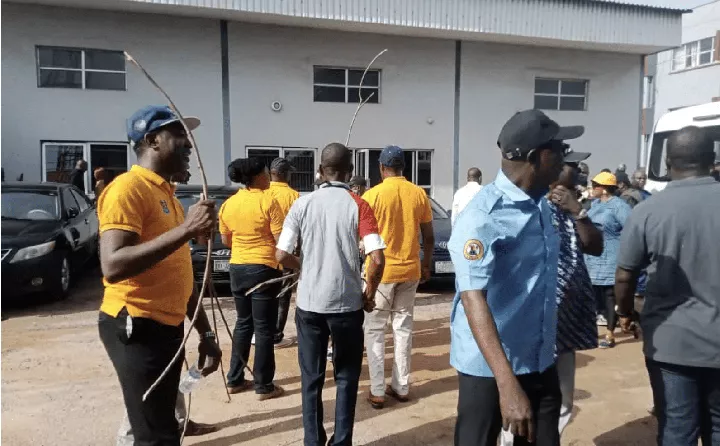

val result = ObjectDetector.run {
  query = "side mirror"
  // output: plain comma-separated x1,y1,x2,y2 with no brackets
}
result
67,207,80,219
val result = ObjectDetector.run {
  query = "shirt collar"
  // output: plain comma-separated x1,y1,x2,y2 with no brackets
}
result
319,181,350,190
665,176,717,189
383,176,407,182
270,181,289,188
494,169,533,202
131,165,175,192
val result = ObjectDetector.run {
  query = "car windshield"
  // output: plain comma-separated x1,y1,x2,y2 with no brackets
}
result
1,190,60,221
429,198,449,220
648,125,720,181
176,193,230,245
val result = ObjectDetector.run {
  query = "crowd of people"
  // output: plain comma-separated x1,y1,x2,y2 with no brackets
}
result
94,104,718,446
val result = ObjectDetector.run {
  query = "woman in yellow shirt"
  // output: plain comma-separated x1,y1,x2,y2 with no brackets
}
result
219,158,285,400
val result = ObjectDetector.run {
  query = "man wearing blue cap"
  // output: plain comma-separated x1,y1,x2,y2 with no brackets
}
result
97,105,221,445
449,109,585,446
362,145,435,409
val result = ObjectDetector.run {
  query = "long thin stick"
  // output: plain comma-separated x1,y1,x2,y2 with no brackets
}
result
180,358,192,444
209,285,232,403
345,49,387,146
246,272,299,296
124,51,216,402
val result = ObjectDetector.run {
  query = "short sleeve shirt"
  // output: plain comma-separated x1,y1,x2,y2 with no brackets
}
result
218,189,284,268
448,170,559,377
276,182,385,313
617,177,720,368
98,165,193,327
267,181,300,219
584,197,632,286
362,177,433,283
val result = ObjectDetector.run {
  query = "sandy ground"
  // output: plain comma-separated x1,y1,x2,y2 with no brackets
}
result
1,268,657,446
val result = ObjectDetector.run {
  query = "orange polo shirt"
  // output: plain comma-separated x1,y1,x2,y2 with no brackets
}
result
218,188,284,268
362,176,433,283
98,165,193,326
267,181,300,219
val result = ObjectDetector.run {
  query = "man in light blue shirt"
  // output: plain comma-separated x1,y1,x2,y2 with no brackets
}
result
449,109,586,446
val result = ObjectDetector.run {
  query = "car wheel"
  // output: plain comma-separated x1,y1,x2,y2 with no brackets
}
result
51,253,71,300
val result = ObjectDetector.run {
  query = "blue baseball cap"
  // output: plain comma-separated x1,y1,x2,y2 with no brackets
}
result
379,145,405,168
126,105,200,144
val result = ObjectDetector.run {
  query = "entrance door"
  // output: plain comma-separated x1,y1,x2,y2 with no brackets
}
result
42,143,88,190
89,143,129,195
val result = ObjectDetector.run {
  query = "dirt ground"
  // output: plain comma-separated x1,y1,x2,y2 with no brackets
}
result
1,269,657,446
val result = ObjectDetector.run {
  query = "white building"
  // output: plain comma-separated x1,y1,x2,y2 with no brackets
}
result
641,0,720,160
2,0,682,206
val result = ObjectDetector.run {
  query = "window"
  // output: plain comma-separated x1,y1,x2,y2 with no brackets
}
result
672,37,716,71
245,147,317,192
42,142,129,194
352,149,434,195
61,188,80,215
36,46,126,90
313,67,380,103
70,189,90,212
534,78,588,111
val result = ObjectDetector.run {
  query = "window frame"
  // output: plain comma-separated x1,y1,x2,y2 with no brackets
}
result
313,66,381,104
352,148,434,196
245,146,318,193
672,37,717,72
533,78,589,112
36,46,127,91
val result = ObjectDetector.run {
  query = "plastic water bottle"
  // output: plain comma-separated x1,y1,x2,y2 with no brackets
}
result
178,362,203,394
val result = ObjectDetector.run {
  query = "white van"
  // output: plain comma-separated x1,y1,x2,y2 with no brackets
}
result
645,101,720,193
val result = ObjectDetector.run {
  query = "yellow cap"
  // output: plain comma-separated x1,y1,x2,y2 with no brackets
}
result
592,172,617,186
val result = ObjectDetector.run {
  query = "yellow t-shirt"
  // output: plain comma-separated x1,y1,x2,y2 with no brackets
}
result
363,176,433,283
218,188,284,268
267,181,300,219
98,165,193,326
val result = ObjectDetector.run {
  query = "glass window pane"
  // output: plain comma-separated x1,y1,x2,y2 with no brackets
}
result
62,189,80,214
313,67,346,85
699,37,713,52
39,69,82,88
284,149,315,192
85,50,125,71
402,151,414,180
560,80,587,96
85,72,125,90
534,78,559,94
314,86,346,102
534,95,558,110
348,87,379,104
44,144,85,183
246,148,280,173
37,47,81,69
70,189,90,211
559,96,586,111
417,151,432,186
348,69,379,86
699,52,712,65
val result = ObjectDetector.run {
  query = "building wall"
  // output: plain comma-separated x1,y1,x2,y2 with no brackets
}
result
1,3,225,184
653,1,720,118
460,42,643,182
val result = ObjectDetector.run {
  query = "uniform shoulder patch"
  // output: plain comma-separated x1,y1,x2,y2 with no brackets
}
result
463,239,484,261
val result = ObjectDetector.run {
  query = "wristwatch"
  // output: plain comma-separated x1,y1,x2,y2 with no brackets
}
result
201,331,216,341
574,208,589,221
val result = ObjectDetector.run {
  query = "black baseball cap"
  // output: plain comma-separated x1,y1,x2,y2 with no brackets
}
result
270,157,295,174
497,110,585,160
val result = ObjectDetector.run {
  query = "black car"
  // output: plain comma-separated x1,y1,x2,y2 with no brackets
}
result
1,183,99,301
175,185,238,287
421,198,454,278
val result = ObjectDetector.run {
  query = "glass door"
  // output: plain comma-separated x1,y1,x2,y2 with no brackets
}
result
89,143,129,195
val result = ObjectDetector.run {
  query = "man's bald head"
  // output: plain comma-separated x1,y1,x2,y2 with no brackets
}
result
320,142,353,181
467,167,482,183
667,126,715,174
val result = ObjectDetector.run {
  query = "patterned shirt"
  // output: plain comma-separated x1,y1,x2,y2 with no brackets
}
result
584,197,632,286
551,203,598,354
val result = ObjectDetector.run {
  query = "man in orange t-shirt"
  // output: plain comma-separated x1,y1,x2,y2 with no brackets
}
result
362,145,435,409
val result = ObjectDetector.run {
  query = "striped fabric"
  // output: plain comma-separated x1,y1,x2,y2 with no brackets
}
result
551,204,598,355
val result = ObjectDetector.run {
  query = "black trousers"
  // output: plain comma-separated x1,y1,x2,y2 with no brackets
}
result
99,308,184,446
296,308,364,446
455,366,561,446
275,285,292,343
594,285,617,332
227,264,281,393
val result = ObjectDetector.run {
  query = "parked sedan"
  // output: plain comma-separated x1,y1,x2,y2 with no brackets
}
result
1,183,99,301
420,197,454,279
175,185,239,287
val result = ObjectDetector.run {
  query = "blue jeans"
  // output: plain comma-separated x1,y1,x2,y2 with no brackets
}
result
646,358,720,446
296,308,364,446
227,264,281,394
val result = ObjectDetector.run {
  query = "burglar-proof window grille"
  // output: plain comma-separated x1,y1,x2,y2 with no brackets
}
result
672,37,716,71
313,66,380,104
246,147,316,193
534,78,588,111
36,46,126,90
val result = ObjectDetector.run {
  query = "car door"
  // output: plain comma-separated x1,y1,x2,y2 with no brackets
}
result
60,187,89,263
70,188,98,260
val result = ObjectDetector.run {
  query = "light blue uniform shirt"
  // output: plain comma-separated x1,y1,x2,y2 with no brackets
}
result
448,170,560,377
